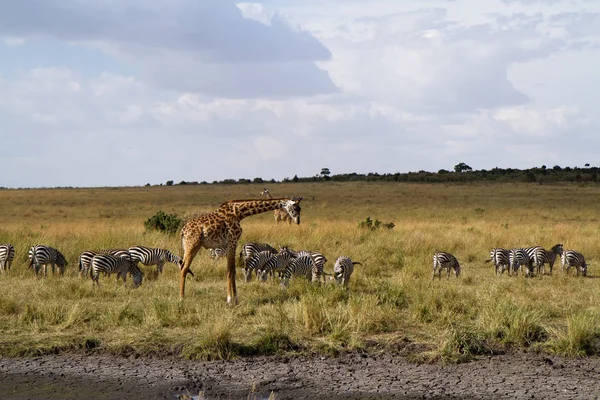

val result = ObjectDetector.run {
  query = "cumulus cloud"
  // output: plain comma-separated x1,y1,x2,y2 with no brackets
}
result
0,0,336,98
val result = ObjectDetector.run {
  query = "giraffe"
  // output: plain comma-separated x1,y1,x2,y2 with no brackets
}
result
179,197,302,304
261,189,293,224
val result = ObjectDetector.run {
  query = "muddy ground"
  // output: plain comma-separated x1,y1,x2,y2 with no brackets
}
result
1,351,599,399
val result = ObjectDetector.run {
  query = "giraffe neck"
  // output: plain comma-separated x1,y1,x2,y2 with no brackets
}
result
221,198,286,220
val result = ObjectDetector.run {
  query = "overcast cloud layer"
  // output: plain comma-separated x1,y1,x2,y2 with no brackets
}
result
0,0,599,188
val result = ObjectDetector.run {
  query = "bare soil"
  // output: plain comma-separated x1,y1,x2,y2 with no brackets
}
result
1,352,599,399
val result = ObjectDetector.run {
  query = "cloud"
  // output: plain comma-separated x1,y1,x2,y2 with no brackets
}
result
0,0,336,98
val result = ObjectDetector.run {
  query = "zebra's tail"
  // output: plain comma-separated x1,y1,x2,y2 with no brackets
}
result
352,262,362,266
484,259,492,263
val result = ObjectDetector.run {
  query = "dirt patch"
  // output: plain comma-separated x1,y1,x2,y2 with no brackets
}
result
1,352,599,399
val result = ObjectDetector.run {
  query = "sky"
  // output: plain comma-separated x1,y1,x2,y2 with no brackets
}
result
0,0,599,188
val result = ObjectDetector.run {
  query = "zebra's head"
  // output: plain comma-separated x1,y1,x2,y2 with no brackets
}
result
281,198,302,225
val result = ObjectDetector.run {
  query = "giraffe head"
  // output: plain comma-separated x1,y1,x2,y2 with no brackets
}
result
282,197,302,224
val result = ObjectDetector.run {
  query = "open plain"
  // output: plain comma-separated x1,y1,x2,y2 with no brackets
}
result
1,182,600,398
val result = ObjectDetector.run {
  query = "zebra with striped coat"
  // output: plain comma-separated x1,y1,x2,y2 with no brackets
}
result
561,250,588,277
239,242,278,262
533,244,563,275
78,248,132,277
209,247,226,261
280,255,319,286
29,245,68,277
256,247,296,282
128,246,182,274
0,244,15,274
286,248,328,283
432,252,461,279
243,250,275,282
485,248,510,275
333,256,362,287
509,248,535,277
90,253,143,287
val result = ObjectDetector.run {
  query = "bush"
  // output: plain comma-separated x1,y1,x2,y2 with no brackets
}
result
358,216,395,231
144,211,182,235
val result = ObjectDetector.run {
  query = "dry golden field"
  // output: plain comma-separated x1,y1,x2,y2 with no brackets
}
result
0,182,599,361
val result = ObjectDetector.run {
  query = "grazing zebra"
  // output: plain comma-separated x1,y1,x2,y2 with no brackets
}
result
509,248,535,277
0,244,15,274
333,256,362,287
533,244,563,275
432,252,461,279
209,247,226,261
294,250,327,283
281,255,318,286
29,245,68,277
239,242,278,262
90,253,143,287
128,246,182,274
78,248,132,278
243,250,275,282
561,250,588,277
485,248,510,275
257,247,296,282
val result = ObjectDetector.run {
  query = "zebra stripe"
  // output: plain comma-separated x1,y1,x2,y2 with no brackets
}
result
286,248,327,283
432,252,461,279
239,243,278,261
0,244,15,274
533,244,563,275
209,247,226,261
128,246,182,274
243,250,275,282
257,248,296,282
333,256,362,287
561,250,588,277
485,248,510,275
29,245,68,277
90,253,143,287
509,248,534,277
281,255,317,285
78,249,132,277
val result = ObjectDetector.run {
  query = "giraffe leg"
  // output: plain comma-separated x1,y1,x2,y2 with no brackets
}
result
179,243,201,300
226,248,238,305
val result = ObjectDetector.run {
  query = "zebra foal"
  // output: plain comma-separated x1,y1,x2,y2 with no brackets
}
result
0,244,15,274
533,244,563,275
432,252,461,279
90,253,143,287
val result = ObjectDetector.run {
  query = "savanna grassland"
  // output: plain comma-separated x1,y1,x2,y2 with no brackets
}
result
0,182,599,362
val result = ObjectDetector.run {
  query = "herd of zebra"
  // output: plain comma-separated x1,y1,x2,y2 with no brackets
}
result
433,243,589,280
0,242,361,288
0,243,182,287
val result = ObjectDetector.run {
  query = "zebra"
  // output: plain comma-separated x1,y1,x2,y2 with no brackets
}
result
209,247,226,261
256,247,296,282
286,248,328,283
243,250,275,282
432,252,461,279
333,256,362,287
239,242,278,262
561,250,588,277
509,248,535,277
28,245,68,277
533,244,563,275
0,244,15,274
128,246,182,274
485,248,510,275
78,248,132,278
280,255,319,286
90,253,143,287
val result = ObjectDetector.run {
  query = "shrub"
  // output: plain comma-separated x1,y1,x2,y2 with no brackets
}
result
144,211,182,235
358,216,395,230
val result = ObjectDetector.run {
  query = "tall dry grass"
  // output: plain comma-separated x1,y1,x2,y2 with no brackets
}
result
0,182,599,360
